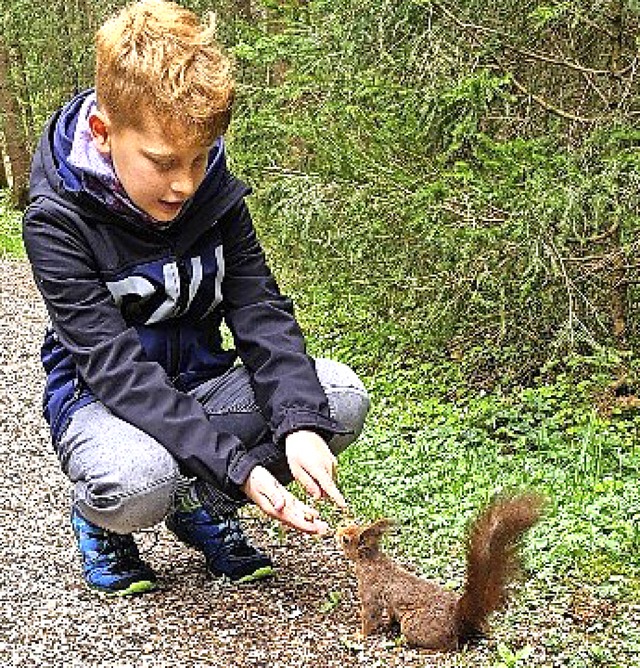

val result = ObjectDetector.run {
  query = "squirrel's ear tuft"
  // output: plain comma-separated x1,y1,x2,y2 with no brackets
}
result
359,518,394,545
340,533,353,546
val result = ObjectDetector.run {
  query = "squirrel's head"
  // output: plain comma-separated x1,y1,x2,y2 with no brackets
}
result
336,519,393,561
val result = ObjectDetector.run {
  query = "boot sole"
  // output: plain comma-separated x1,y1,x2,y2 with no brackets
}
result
234,566,275,584
88,579,158,597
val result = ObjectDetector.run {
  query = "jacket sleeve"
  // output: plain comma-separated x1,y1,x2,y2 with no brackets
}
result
219,200,347,444
23,205,253,498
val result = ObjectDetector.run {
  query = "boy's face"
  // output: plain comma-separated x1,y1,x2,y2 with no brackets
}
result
90,110,212,223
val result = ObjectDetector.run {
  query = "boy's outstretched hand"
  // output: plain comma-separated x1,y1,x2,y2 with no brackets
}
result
240,430,346,535
240,465,328,534
284,430,346,509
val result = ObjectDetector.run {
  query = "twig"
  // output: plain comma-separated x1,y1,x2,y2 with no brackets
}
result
574,11,616,40
439,202,509,225
431,2,602,123
585,220,621,244
576,64,611,107
501,41,626,78
507,70,598,124
617,56,639,112
546,236,576,346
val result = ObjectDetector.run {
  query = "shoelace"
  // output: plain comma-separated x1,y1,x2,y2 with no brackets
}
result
86,530,142,571
215,517,256,557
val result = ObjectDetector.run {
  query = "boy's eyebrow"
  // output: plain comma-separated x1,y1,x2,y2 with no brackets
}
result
141,147,210,161
141,148,175,160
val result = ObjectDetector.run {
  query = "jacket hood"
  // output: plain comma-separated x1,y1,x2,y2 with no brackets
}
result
52,91,85,193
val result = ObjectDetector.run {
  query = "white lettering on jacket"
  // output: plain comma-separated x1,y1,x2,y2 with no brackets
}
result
105,254,216,325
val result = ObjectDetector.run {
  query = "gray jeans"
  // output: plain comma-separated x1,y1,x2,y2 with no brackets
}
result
57,358,369,534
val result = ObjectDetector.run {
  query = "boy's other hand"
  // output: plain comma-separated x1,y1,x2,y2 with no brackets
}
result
285,430,347,510
240,465,329,535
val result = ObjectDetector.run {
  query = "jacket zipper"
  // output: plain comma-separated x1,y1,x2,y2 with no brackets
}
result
169,254,189,387
169,328,181,387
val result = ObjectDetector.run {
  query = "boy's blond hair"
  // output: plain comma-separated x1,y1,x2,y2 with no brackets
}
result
95,0,234,145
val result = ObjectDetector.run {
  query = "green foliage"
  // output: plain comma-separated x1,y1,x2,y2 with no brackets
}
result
222,0,640,387
4,0,639,385
494,643,534,668
527,3,572,30
0,189,23,257
338,371,640,600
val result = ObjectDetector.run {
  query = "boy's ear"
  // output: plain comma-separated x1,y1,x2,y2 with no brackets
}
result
88,109,112,155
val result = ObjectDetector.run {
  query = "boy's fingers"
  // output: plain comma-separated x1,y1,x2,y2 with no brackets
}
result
289,507,329,534
245,462,335,535
295,463,346,509
278,499,327,534
247,467,286,513
265,487,285,513
306,518,329,535
322,478,347,509
253,475,326,534
264,477,288,513
291,463,323,501
313,467,347,508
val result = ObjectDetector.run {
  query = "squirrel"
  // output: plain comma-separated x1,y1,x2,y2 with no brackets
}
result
336,493,544,650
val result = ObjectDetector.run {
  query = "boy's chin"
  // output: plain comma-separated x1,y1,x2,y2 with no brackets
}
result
149,214,179,224
147,202,184,223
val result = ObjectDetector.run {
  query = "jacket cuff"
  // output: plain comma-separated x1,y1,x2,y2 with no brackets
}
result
194,445,281,513
194,479,245,516
226,442,283,488
273,408,351,445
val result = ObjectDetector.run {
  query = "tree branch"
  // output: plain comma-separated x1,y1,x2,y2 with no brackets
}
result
431,2,608,124
432,1,635,77
506,69,598,124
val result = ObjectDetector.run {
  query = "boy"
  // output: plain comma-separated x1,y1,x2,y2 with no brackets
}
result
23,0,369,595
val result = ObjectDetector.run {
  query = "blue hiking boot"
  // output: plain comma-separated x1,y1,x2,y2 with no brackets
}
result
166,507,274,583
71,508,157,596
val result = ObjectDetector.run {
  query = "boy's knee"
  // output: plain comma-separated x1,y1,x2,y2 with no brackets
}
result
75,447,181,534
314,358,370,455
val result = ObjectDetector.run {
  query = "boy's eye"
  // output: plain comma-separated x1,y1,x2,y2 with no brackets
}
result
153,159,174,172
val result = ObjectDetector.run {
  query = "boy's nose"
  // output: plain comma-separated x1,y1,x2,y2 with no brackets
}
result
170,172,197,198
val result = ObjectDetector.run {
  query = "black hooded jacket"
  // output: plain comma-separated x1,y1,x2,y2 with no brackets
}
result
22,90,343,499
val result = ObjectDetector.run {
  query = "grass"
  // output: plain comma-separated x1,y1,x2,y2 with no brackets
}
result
0,190,24,258
311,367,640,666
256,213,640,666
340,382,640,589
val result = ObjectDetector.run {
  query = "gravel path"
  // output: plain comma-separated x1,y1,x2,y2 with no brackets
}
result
0,260,454,668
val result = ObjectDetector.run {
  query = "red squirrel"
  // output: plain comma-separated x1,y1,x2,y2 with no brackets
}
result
336,493,543,650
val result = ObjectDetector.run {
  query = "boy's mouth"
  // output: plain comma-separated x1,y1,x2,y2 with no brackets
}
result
157,200,184,215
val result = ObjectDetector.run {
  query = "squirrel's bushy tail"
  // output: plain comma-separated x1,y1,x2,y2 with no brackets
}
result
455,493,543,642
